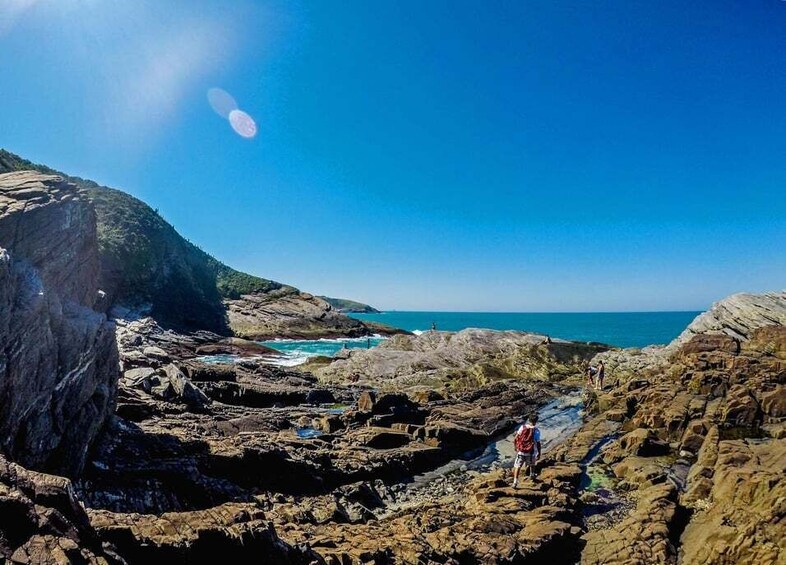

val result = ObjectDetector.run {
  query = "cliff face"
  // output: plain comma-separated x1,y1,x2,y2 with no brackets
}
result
86,185,235,332
0,172,118,476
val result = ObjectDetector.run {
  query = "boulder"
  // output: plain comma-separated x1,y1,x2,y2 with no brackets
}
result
122,367,157,392
315,415,344,434
149,364,210,410
181,362,237,383
143,345,170,362
721,385,760,427
618,429,670,458
613,457,668,488
0,454,119,563
760,386,786,419
414,423,487,451
410,389,445,404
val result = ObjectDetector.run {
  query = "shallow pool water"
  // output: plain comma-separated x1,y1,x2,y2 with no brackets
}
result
296,427,323,439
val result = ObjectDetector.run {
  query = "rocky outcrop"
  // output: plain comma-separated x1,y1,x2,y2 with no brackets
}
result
0,451,319,565
0,172,118,476
0,454,121,563
668,290,786,351
680,438,786,564
89,504,322,565
225,290,378,340
577,316,786,564
582,484,679,565
317,329,606,391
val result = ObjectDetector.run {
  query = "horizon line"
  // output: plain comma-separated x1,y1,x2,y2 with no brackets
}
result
352,309,705,315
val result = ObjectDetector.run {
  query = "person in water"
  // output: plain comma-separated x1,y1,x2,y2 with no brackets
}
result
596,360,605,390
512,414,542,487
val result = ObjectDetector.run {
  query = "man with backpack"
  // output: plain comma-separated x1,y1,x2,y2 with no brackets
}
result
512,414,542,487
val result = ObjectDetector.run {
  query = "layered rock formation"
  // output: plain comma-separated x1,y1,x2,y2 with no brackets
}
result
317,329,605,391
669,290,786,348
576,295,786,565
225,290,371,340
0,454,121,564
0,172,117,476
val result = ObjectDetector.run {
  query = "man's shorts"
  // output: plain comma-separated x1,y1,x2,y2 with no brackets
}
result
514,451,536,469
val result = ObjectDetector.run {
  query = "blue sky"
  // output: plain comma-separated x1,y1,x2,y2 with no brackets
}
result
1,0,785,311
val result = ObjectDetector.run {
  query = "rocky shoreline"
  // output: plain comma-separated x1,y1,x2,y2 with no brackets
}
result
5,300,783,564
0,169,784,563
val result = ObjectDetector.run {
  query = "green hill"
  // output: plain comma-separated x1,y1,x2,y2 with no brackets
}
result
0,149,294,332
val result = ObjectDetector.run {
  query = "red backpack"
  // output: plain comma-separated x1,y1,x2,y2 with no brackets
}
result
515,425,535,453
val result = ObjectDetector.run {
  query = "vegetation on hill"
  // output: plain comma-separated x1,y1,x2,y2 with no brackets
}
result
319,296,380,313
0,148,293,331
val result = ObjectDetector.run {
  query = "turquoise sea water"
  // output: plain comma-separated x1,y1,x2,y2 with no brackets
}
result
349,311,700,349
258,311,700,366
262,336,385,365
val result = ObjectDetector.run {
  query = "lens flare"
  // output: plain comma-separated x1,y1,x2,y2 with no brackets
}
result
207,87,237,119
228,109,257,138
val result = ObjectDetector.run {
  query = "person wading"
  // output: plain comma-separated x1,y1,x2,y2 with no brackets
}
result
512,414,542,487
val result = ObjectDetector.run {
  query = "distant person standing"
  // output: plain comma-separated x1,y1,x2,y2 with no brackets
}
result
596,361,605,390
367,338,371,349
512,414,541,487
586,364,597,388
431,321,437,331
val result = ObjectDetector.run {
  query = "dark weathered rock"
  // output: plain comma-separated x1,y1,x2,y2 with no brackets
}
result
89,504,322,565
147,364,210,411
0,454,121,563
0,171,118,476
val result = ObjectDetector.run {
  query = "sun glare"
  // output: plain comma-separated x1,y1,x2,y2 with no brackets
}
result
228,109,257,139
209,87,257,139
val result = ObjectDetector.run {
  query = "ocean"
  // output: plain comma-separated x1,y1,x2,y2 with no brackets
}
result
259,311,700,365
349,311,700,349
